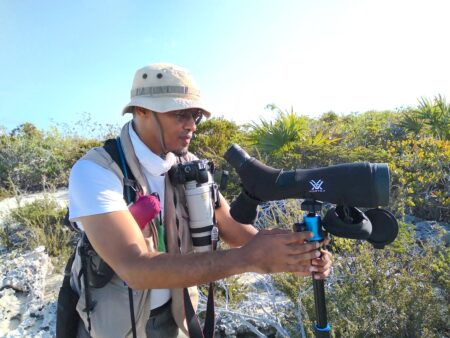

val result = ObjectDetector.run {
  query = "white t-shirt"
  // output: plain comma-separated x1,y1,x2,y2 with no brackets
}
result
68,123,177,309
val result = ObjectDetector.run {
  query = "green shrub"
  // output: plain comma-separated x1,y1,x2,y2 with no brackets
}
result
316,110,403,148
0,123,102,196
247,107,310,155
399,95,450,141
273,240,449,338
190,117,250,200
1,196,76,264
200,275,249,308
387,138,450,221
190,117,248,160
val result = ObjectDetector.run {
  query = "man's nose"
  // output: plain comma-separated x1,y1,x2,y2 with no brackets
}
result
184,114,197,131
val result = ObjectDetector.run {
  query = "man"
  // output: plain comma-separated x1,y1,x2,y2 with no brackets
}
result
67,63,332,338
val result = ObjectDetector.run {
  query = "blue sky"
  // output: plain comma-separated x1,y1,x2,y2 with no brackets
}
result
1,0,449,131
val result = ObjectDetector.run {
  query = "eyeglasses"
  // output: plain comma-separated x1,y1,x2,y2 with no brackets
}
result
172,110,203,125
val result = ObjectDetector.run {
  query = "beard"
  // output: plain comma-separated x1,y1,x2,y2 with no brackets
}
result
173,147,188,157
168,135,191,157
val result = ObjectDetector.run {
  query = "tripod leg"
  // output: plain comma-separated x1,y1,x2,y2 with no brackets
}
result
312,278,331,338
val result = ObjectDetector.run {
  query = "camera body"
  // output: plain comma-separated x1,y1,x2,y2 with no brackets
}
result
169,159,218,253
169,159,213,185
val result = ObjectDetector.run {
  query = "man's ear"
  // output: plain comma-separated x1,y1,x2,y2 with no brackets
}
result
134,108,153,119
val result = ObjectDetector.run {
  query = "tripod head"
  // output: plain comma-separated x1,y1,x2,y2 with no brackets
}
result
224,144,398,248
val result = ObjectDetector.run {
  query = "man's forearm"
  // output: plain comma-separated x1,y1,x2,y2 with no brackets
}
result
122,230,324,290
124,247,248,289
215,194,258,248
81,211,324,290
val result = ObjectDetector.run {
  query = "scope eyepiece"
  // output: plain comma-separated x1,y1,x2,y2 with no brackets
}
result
224,144,251,171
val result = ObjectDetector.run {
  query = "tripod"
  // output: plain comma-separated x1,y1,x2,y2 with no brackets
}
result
294,200,331,338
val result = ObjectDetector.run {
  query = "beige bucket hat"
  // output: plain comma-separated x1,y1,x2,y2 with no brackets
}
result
122,63,211,117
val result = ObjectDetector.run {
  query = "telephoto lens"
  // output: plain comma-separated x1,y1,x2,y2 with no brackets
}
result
185,177,215,252
169,160,216,253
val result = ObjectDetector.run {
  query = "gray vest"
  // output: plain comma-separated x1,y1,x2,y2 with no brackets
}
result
70,121,198,338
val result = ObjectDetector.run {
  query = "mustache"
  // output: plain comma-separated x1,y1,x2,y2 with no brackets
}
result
180,132,193,138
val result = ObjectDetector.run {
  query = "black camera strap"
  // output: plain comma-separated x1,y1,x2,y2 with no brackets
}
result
183,282,216,338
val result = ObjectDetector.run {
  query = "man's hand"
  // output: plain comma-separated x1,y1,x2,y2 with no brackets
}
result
292,249,333,278
293,235,333,278
239,229,326,275
311,249,333,279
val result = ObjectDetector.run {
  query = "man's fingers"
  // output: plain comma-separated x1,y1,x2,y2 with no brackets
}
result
287,241,319,255
286,264,316,274
312,250,332,265
283,249,333,277
283,231,316,244
313,269,332,279
259,230,321,245
259,229,291,235
311,260,332,273
319,232,331,246
285,250,321,264
311,250,332,276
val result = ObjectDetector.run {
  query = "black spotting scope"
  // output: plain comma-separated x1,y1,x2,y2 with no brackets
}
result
224,144,392,226
224,144,398,249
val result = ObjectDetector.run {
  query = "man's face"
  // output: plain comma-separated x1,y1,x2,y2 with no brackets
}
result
135,108,203,156
158,109,202,156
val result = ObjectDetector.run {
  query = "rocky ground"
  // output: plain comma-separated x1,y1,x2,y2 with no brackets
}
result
0,191,67,337
0,246,61,337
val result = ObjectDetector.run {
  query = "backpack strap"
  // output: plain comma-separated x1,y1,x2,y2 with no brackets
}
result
78,234,97,333
56,250,80,338
103,137,138,338
103,138,141,202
